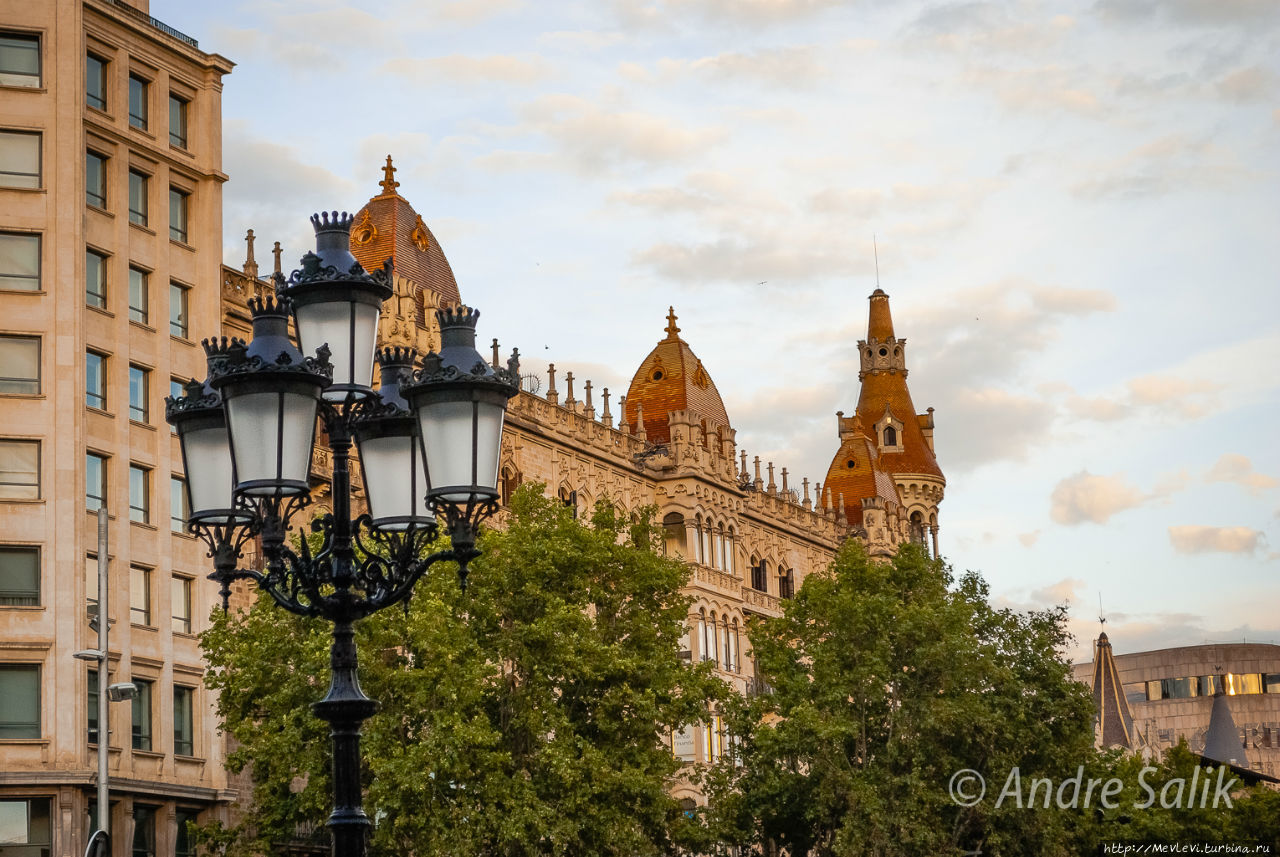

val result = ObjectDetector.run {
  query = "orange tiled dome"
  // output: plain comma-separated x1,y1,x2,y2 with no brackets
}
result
623,308,730,445
347,156,461,307
821,413,900,526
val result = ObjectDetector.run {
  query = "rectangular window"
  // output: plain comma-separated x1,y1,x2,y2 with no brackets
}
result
128,267,148,324
0,546,39,606
1266,673,1280,694
85,554,103,613
128,75,148,130
168,95,187,148
173,686,194,755
169,283,188,337
86,151,107,208
0,664,40,738
130,565,151,625
0,439,39,500
132,806,156,857
175,810,198,857
129,465,150,524
88,668,99,743
0,232,40,291
128,364,148,422
86,249,107,308
0,130,40,189
170,477,188,534
171,575,192,634
86,351,106,409
128,170,148,226
86,54,106,110
86,452,107,511
0,798,51,857
0,335,39,395
0,33,40,88
131,679,152,751
168,188,188,243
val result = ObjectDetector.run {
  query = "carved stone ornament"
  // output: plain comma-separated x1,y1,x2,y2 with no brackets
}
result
351,210,377,246
410,215,430,252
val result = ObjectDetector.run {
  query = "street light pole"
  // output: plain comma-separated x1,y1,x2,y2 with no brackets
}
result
166,211,518,857
96,508,109,842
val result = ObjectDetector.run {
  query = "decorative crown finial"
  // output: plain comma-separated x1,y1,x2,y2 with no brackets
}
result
665,306,680,340
436,305,480,330
380,155,399,196
309,211,354,234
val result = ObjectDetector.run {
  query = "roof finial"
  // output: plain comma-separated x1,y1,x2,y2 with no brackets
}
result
664,306,680,340
379,154,400,197
243,229,259,279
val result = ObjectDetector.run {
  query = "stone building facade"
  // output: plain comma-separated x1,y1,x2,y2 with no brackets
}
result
0,2,234,857
219,163,948,798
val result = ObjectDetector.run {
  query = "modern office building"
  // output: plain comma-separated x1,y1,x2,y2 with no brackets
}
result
0,2,232,856
1077,636,1280,778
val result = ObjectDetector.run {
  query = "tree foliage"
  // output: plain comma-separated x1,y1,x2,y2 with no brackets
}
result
703,541,1098,856
201,485,726,857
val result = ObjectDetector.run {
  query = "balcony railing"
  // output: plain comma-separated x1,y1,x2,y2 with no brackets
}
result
104,0,199,48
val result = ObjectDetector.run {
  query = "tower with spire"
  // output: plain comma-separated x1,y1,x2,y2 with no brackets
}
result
822,288,945,555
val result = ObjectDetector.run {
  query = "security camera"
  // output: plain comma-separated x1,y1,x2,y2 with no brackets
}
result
107,682,137,702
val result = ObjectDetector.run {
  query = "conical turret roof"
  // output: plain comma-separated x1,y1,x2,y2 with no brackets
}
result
623,308,730,445
348,156,461,307
1202,689,1247,767
1091,632,1139,749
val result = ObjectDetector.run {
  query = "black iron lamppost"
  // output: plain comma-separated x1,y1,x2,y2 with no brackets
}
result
165,212,519,857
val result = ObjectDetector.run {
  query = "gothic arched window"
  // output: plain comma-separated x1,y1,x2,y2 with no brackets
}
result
883,425,897,447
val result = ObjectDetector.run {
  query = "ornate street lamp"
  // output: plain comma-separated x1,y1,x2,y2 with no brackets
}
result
165,211,519,857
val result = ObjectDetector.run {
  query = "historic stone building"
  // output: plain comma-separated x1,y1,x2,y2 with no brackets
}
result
219,160,948,791
0,2,234,857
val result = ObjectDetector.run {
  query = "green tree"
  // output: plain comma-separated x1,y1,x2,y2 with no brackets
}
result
704,541,1098,856
201,485,726,857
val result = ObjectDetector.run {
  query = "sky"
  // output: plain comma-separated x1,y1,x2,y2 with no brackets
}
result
160,0,1280,662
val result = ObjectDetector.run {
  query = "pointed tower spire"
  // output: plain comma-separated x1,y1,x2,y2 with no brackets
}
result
1091,632,1138,750
867,287,895,342
1203,688,1248,767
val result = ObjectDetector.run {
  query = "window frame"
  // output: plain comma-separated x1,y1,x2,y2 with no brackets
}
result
86,150,107,208
87,668,100,744
0,545,39,606
85,452,107,512
173,685,194,756
127,74,149,131
170,476,189,534
127,169,148,226
0,231,40,292
86,248,107,308
128,464,150,524
0,129,41,189
0,438,40,500
0,663,41,738
168,94,188,149
171,574,192,634
169,282,189,338
128,363,149,423
0,798,51,857
85,53,107,110
86,350,106,410
129,564,151,626
128,266,149,324
0,334,40,395
0,32,41,88
168,187,189,243
130,678,153,751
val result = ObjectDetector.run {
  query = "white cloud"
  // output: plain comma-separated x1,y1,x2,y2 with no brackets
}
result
653,47,825,88
1168,525,1266,555
1204,454,1279,495
1050,471,1147,525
